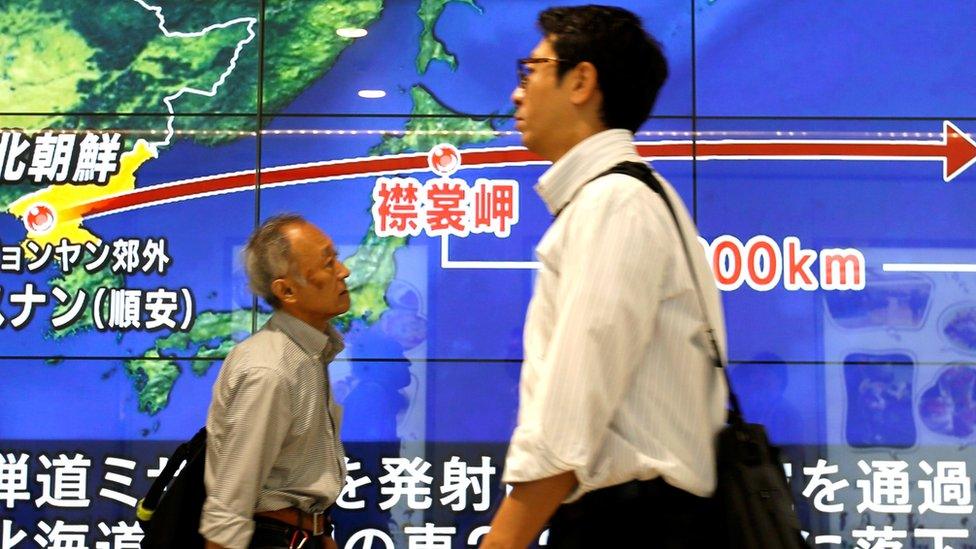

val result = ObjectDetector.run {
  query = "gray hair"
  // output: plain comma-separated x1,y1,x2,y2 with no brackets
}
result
244,214,307,308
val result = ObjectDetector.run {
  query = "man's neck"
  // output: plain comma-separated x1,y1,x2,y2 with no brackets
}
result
279,307,328,333
544,121,607,163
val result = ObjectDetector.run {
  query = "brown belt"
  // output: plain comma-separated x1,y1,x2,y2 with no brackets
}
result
255,507,331,536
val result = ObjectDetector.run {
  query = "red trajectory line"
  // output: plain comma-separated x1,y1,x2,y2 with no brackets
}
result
681,120,976,183
71,120,976,219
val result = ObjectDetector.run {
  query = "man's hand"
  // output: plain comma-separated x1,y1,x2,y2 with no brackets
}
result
479,471,577,549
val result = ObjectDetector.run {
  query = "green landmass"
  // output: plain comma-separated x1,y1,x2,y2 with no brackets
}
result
2,0,385,145
417,0,482,73
124,309,258,415
147,309,256,356
0,185,33,212
0,0,100,129
126,350,181,415
339,84,499,329
371,85,498,155
340,85,500,330
62,0,258,143
48,263,125,339
334,229,405,332
2,0,257,137
261,0,384,115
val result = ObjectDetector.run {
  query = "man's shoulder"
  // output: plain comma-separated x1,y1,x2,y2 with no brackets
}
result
229,325,289,353
577,166,672,218
221,327,295,375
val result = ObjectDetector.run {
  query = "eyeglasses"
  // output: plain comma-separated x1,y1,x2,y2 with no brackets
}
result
516,57,570,88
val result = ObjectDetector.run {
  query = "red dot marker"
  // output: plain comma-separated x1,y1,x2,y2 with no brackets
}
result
24,202,56,234
428,143,461,177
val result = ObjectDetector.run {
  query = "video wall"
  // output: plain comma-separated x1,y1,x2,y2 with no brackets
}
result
2,0,976,547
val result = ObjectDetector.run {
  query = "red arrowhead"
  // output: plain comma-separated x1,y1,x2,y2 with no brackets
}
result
943,121,976,182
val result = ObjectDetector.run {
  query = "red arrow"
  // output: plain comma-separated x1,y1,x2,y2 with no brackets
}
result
647,120,976,183
66,120,974,220
944,121,976,181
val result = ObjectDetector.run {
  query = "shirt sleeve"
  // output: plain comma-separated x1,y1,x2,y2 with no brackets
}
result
504,179,669,494
199,364,293,549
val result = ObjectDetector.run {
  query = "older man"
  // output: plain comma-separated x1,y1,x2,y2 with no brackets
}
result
200,214,350,549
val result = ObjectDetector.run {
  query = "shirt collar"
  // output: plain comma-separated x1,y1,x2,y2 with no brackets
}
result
268,310,345,363
535,128,644,216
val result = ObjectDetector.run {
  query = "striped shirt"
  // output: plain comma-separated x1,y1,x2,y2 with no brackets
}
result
503,129,729,501
200,311,346,549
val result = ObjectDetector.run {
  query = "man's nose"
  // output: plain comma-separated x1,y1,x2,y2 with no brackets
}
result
338,260,350,279
511,85,524,107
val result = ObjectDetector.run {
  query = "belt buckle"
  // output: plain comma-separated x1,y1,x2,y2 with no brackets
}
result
310,511,324,536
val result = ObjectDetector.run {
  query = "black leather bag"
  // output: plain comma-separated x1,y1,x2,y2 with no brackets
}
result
601,161,809,548
714,396,809,548
136,427,207,549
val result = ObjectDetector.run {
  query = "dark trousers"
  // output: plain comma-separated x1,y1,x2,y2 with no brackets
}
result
249,517,324,549
547,478,714,548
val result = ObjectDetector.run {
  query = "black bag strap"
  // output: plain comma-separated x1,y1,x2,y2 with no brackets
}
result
140,427,207,512
582,161,745,422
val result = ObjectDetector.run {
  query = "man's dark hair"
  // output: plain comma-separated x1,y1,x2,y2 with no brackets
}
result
539,5,668,133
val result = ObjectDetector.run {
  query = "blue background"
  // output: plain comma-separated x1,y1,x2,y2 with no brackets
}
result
3,0,976,546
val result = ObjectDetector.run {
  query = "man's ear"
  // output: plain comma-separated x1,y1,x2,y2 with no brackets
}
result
569,61,600,105
271,277,295,305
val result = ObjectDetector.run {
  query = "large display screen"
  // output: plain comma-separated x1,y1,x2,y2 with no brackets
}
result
2,0,975,547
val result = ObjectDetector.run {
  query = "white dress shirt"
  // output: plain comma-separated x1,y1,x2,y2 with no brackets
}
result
502,129,729,501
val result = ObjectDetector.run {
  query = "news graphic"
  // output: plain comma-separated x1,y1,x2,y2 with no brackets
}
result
2,0,976,547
